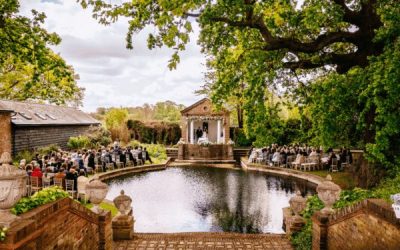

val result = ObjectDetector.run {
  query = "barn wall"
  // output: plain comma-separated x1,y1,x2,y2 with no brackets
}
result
13,125,93,154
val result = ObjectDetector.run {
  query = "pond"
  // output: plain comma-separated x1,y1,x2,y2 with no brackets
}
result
105,166,315,234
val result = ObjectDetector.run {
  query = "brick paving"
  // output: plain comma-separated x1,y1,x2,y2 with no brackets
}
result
113,232,293,250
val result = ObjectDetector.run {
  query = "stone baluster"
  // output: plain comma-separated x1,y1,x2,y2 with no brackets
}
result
85,176,108,213
312,175,341,250
0,152,26,227
112,190,135,240
283,191,307,236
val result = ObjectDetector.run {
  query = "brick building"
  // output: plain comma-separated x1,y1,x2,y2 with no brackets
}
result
0,100,100,156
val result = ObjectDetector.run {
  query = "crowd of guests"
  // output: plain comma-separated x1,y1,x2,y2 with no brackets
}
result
248,144,353,170
18,141,154,195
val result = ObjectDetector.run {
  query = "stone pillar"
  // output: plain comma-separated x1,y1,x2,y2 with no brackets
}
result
177,144,184,160
0,111,12,157
311,211,329,250
217,119,221,144
190,120,194,144
112,190,134,240
98,210,113,250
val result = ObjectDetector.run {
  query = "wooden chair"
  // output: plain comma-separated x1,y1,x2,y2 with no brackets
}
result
42,177,52,188
25,176,32,196
86,167,94,175
30,176,42,194
330,158,339,172
65,179,76,198
106,163,114,171
95,164,103,173
54,178,64,188
341,155,351,171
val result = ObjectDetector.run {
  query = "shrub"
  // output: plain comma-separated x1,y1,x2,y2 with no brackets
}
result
67,136,91,150
37,144,60,155
86,126,112,147
11,187,69,215
14,150,35,164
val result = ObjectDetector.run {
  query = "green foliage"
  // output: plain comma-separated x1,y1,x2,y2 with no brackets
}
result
230,128,254,147
291,221,312,250
128,120,181,145
93,101,185,124
301,195,324,219
0,1,84,106
105,108,129,130
292,172,400,249
37,144,60,155
67,136,91,150
14,150,35,164
11,187,69,215
86,126,112,147
128,140,167,164
0,227,8,242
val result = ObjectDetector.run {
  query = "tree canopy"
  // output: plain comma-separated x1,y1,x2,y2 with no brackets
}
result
81,0,399,168
0,0,83,106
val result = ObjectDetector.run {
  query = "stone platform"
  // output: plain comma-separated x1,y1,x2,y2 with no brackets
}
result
113,232,292,250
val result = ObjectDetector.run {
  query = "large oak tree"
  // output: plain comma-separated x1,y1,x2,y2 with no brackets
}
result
80,0,399,167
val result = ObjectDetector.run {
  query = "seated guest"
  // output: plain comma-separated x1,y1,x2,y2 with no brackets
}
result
25,164,33,176
19,159,26,170
272,151,281,165
31,166,43,178
54,168,66,179
66,168,78,190
143,148,152,164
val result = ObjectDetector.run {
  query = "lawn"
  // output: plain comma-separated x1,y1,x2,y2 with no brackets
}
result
311,170,356,190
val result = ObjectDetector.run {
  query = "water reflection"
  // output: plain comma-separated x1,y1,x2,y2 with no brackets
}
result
105,166,315,233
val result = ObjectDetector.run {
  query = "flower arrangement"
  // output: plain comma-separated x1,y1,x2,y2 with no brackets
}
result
198,141,213,147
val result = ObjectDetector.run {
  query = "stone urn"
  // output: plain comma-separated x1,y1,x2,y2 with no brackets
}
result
113,190,132,216
390,193,400,219
0,152,27,227
86,176,108,213
289,191,307,222
316,175,341,214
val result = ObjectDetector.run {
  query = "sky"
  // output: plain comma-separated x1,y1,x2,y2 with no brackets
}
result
20,0,206,112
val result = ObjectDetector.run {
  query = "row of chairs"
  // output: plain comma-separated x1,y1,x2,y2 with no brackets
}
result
92,156,143,174
253,154,351,172
26,176,77,198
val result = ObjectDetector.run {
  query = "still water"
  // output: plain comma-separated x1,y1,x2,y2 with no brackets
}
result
105,166,315,234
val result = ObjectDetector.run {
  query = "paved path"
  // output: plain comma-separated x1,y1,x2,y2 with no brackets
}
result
113,233,293,250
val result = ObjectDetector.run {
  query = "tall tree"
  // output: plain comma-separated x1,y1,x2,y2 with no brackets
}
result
80,0,400,166
0,0,83,106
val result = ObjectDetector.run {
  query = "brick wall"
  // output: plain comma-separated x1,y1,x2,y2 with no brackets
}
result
312,199,400,250
0,198,112,250
180,144,234,160
0,112,12,156
13,125,92,154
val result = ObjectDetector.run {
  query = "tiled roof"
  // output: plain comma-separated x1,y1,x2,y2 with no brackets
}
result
0,99,100,126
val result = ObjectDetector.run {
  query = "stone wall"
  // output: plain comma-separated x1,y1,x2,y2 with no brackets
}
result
0,198,112,250
312,199,400,250
0,112,12,157
178,144,234,160
13,125,92,154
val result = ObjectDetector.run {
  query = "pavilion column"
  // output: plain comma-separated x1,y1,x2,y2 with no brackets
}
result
190,120,194,144
217,119,221,144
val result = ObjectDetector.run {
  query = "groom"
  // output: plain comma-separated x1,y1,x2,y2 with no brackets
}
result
196,127,203,142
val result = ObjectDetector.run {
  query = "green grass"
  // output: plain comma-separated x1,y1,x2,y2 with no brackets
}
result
311,170,356,189
85,202,119,217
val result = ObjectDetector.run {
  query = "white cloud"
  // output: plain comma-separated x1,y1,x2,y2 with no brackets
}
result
20,0,206,112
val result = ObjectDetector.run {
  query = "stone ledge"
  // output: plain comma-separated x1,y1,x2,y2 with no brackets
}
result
95,163,168,182
241,158,324,186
